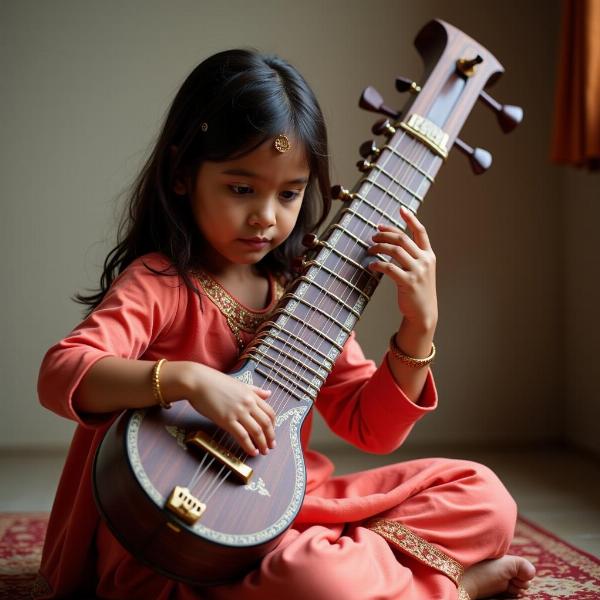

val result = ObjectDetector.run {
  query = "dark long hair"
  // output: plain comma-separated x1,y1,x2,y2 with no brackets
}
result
76,49,331,314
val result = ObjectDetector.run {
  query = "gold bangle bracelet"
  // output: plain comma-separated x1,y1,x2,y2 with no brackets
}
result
389,334,436,368
151,358,171,409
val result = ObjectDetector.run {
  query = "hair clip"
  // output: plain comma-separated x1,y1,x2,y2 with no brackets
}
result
201,122,208,132
274,134,291,153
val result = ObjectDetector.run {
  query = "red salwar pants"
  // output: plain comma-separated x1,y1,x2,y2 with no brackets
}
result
95,457,516,600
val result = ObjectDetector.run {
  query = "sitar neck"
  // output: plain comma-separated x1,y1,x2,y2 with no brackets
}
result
241,16,515,403
241,131,444,402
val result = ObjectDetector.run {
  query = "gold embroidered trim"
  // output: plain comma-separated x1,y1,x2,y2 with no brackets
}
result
194,270,285,350
368,518,465,586
458,585,471,600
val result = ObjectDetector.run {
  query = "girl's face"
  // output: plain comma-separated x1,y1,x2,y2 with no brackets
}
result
189,138,310,274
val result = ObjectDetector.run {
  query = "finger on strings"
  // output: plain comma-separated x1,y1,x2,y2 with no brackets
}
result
252,386,272,399
368,242,415,271
239,413,270,455
373,227,421,259
254,401,276,448
230,421,259,456
368,259,413,286
399,205,432,251
258,397,276,425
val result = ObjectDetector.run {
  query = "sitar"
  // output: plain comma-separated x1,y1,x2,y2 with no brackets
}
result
93,19,523,586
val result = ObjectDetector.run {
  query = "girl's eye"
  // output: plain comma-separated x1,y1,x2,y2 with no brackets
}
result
230,184,253,195
279,190,301,202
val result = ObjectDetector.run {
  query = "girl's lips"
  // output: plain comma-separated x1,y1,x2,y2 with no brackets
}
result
238,238,270,249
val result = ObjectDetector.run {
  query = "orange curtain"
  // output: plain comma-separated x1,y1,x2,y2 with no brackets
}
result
551,0,600,170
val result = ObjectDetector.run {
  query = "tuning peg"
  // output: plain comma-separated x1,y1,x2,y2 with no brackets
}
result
454,138,492,175
356,159,375,172
395,76,421,94
359,140,380,159
359,86,400,118
371,118,397,137
478,91,523,133
330,185,355,201
291,255,309,273
456,55,484,78
302,233,325,249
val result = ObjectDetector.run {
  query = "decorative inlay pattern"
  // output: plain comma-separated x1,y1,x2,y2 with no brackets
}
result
165,425,187,450
244,477,271,497
128,404,309,546
234,370,253,385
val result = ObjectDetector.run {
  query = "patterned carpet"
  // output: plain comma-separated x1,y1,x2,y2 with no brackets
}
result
0,513,47,600
501,517,600,599
0,513,599,599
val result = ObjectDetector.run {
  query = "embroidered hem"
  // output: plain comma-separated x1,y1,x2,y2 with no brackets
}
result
458,585,471,600
194,270,284,349
367,518,465,586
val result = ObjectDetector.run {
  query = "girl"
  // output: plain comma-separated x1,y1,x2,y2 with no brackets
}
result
36,49,535,599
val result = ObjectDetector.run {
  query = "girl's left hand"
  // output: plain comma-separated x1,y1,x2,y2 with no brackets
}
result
367,205,438,332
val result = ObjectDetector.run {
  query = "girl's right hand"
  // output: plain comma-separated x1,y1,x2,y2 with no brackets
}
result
181,362,276,456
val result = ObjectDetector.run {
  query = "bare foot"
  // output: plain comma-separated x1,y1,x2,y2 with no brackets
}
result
462,555,536,598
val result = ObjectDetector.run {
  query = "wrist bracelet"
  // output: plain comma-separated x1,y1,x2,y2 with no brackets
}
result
152,358,171,409
389,333,436,368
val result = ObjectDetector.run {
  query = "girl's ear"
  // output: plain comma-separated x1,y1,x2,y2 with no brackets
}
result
170,145,188,196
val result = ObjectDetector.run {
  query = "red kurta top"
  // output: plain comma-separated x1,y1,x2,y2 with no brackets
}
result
36,253,438,598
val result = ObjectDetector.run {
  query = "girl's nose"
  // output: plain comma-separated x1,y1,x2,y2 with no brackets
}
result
248,200,276,228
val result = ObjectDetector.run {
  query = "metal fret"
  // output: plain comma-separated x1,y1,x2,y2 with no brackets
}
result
371,163,425,202
252,346,326,386
384,145,436,183
250,321,333,364
280,292,353,332
255,364,318,400
329,224,369,250
320,242,378,282
364,178,420,207
360,179,405,208
296,275,361,319
328,224,391,263
352,192,402,227
253,331,333,371
339,206,380,232
309,259,371,302
274,307,345,350
270,327,333,363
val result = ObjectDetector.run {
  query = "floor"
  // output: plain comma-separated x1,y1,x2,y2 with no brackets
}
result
1,442,599,557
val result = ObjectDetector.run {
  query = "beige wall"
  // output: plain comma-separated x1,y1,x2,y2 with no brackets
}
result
2,0,596,455
563,170,600,456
